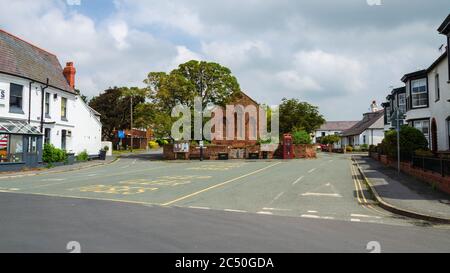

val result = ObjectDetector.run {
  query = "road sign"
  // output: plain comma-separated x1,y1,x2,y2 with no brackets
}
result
118,130,125,139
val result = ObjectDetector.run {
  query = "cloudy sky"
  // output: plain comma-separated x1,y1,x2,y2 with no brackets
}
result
0,0,449,120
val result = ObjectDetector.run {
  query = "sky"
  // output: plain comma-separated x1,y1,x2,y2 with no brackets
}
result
0,0,449,120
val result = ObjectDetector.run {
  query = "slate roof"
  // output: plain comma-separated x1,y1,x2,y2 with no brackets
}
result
341,110,384,137
0,29,75,94
318,121,359,131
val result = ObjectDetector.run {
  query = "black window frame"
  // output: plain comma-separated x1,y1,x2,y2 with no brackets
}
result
435,73,440,102
9,83,24,113
61,97,68,120
45,92,51,117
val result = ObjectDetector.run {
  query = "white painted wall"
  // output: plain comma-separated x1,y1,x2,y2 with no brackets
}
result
405,57,450,151
0,73,101,156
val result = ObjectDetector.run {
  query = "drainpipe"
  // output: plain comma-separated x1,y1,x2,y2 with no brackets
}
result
40,78,49,133
28,81,35,124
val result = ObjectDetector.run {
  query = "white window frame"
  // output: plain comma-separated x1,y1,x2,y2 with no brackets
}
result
412,119,430,147
398,93,406,114
411,78,428,108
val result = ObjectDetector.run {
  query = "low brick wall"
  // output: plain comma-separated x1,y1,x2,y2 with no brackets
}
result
293,144,317,159
371,154,450,195
163,143,316,160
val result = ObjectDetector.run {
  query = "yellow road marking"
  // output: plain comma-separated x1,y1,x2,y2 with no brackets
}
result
162,162,282,206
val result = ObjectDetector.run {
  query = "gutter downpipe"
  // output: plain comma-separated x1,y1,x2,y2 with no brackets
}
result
40,78,49,133
28,81,35,124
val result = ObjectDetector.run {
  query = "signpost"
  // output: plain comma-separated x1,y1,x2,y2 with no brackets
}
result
118,130,125,150
391,109,406,176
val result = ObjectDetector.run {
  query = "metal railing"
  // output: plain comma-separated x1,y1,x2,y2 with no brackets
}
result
412,156,450,177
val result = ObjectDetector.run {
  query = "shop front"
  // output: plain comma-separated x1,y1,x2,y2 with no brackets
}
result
0,119,43,172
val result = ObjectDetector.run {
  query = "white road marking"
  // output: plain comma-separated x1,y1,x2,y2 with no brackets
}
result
268,192,284,205
188,206,211,210
292,176,304,185
308,210,318,213
301,193,342,198
308,168,317,173
351,214,382,219
41,178,66,182
224,209,247,213
301,214,320,219
262,207,291,212
120,165,130,169
257,211,273,215
351,219,361,222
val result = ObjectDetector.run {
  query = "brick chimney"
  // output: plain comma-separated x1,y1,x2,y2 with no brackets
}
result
63,62,76,89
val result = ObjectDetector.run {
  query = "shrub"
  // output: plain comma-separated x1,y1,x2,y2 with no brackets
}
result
360,144,369,151
76,150,89,162
321,135,341,145
292,130,312,145
148,141,159,149
346,146,353,153
382,126,428,158
415,149,434,157
43,144,68,163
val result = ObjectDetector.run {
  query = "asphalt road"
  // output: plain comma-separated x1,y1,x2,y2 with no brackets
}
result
1,153,450,252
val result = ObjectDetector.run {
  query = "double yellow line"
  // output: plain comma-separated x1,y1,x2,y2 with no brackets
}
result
350,159,390,217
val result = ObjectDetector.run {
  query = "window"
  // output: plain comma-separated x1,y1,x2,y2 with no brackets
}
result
398,93,406,114
61,97,67,119
9,135,23,163
44,128,51,145
411,79,428,108
435,74,440,101
412,120,430,146
321,132,326,137
9,83,23,111
61,130,67,150
363,135,366,145
28,136,37,153
45,92,50,116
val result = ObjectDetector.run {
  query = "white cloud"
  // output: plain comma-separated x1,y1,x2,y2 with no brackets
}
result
0,0,448,120
108,20,129,50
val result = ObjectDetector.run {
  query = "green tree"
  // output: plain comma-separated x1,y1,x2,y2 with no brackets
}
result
89,87,145,141
142,60,242,140
292,130,312,145
382,125,429,158
321,135,341,145
279,98,325,135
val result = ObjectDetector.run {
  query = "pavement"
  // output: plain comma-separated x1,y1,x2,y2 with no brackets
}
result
0,156,117,180
1,152,450,252
354,155,450,223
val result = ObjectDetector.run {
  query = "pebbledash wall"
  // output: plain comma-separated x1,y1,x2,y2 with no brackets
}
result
0,72,102,156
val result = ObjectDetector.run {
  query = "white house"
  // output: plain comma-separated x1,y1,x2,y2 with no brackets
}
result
340,102,385,148
400,14,450,152
313,121,358,144
0,29,101,157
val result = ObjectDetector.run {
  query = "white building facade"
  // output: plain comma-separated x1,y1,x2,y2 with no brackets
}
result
401,14,450,152
0,29,101,157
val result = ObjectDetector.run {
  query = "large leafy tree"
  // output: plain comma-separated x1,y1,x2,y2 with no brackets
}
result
139,60,242,139
89,87,145,141
279,98,325,135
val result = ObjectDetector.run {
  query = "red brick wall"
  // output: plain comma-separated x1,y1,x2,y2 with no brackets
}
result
371,155,450,195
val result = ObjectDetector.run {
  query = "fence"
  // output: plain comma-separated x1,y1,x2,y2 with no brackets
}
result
412,156,450,177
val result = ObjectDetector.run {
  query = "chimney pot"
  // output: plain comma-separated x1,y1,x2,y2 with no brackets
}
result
63,61,76,89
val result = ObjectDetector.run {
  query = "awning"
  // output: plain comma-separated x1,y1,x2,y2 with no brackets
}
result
0,119,42,135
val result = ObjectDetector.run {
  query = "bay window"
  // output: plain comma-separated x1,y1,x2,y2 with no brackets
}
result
398,93,406,114
412,119,430,147
411,78,428,108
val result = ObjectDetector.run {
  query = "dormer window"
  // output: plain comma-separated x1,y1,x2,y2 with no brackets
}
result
411,78,428,108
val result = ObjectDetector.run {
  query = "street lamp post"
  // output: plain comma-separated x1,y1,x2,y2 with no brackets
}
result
199,72,204,162
130,95,134,153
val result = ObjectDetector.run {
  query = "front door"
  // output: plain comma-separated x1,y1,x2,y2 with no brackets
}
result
431,118,438,153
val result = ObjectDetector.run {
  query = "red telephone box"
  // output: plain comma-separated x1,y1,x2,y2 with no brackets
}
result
282,133,294,159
